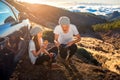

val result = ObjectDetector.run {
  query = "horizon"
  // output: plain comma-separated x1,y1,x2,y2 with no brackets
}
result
17,0,120,8
17,0,120,15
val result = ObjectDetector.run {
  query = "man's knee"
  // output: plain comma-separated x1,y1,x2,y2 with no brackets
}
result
59,44,68,59
68,44,77,57
69,44,77,52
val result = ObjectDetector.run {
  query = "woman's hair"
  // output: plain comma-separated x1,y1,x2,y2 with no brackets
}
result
33,35,40,52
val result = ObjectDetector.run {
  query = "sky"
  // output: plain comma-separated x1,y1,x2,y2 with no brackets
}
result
17,0,120,4
17,0,120,8
45,0,120,4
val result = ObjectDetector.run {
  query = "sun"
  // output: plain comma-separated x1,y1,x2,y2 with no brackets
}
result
17,0,60,7
17,0,42,4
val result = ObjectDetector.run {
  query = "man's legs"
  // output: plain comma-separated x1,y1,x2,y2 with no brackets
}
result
58,44,77,65
58,44,77,59
59,44,68,59
68,44,77,58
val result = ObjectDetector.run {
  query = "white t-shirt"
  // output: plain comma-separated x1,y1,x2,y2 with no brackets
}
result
54,24,79,44
28,38,43,64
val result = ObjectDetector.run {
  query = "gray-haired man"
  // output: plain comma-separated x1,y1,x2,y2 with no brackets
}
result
54,16,81,63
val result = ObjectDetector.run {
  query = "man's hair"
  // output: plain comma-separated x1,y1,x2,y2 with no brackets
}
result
58,16,70,25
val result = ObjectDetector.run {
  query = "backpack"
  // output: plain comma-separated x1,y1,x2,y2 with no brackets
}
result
0,47,15,79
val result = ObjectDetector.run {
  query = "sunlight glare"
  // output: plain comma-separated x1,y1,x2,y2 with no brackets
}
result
17,0,65,8
17,0,43,4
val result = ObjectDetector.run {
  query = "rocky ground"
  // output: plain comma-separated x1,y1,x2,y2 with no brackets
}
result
79,37,120,74
10,30,120,80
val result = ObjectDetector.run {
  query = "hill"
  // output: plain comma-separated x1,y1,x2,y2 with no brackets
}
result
7,0,106,33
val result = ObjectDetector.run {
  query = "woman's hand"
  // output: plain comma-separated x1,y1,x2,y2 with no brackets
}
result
49,52,54,58
41,48,50,56
43,40,48,49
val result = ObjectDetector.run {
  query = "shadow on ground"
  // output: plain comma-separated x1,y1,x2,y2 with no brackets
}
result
10,48,120,80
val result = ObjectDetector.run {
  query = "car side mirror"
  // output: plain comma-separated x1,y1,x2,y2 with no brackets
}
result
4,16,15,24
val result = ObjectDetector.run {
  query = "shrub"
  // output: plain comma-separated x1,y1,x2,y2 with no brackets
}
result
92,20,120,32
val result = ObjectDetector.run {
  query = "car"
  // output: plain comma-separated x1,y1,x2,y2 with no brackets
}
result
0,0,30,79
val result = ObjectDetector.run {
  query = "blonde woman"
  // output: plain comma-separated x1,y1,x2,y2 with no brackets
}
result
29,26,51,65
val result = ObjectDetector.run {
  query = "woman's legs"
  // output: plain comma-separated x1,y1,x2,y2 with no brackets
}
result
48,46,58,56
35,55,50,65
48,46,58,62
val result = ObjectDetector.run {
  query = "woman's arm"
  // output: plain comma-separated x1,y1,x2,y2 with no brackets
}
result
31,49,41,57
40,46,50,55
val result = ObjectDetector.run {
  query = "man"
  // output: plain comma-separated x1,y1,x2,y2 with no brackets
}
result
54,16,81,63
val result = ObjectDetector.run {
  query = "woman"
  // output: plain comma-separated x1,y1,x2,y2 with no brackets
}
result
29,26,51,65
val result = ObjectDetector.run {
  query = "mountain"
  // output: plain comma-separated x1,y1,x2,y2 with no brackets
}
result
7,0,106,33
109,16,120,21
106,11,120,21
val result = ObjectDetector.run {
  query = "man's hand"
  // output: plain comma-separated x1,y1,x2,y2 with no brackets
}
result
54,34,60,47
67,41,74,47
54,40,60,47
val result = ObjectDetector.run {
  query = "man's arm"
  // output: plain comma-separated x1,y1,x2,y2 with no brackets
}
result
54,34,60,47
67,34,81,47
73,34,81,43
